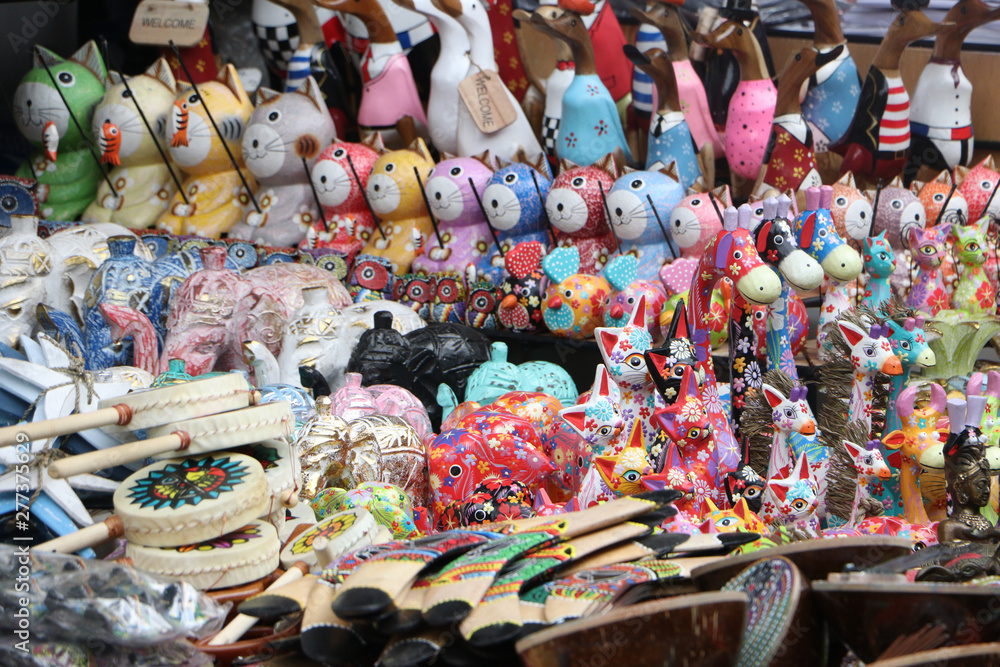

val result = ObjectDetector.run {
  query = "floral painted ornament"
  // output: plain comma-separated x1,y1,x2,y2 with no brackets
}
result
437,480,534,530
497,241,548,333
428,426,555,518
310,481,420,539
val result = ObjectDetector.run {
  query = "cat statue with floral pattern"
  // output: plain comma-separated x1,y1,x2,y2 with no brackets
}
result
759,452,820,534
577,421,652,508
906,222,953,315
559,364,625,457
951,218,994,315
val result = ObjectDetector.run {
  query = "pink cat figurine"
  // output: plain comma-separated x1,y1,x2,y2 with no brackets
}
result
411,153,496,276
306,137,381,250
905,223,953,315
659,185,729,295
545,155,619,275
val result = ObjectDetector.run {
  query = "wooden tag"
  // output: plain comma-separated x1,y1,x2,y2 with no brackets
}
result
457,70,518,135
130,0,209,47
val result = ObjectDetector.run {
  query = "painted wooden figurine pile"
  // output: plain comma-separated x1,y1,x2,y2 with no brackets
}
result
7,0,1000,664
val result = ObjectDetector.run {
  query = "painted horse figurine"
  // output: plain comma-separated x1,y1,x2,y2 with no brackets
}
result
842,438,893,528
838,319,904,438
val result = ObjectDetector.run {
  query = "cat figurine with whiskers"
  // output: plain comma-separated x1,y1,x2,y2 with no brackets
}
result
231,77,336,247
157,65,257,238
83,58,178,228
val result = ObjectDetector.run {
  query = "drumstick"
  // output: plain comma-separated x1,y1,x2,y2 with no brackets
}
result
49,402,294,478
0,373,256,446
209,562,312,646
35,516,124,553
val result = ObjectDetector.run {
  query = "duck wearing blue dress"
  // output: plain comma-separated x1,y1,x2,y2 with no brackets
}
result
623,45,704,192
530,4,633,169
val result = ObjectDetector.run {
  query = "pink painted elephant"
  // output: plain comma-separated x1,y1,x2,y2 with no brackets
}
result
101,246,351,376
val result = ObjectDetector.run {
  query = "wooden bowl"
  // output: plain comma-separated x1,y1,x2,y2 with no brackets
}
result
692,537,913,591
194,618,300,667
869,643,1000,666
515,591,748,667
720,557,826,667
813,580,1000,663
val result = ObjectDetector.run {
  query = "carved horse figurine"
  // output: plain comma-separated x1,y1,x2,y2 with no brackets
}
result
794,186,863,352
754,45,845,197
623,45,708,191
797,0,861,150
860,231,897,311
836,6,948,183
393,0,470,155
630,0,723,156
905,222,953,315
838,320,903,438
842,439,893,528
688,204,782,478
314,0,428,147
531,6,632,167
435,0,543,159
693,18,776,192
882,382,949,525
907,0,1000,179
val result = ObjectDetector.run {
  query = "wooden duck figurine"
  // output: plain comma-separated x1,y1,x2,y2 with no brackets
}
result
623,45,708,191
315,0,429,148
577,0,634,109
392,0,470,155
433,0,543,160
797,0,861,150
630,0,723,156
835,5,948,184
906,0,1000,180
517,5,576,158
531,6,633,168
694,18,776,194
754,44,844,197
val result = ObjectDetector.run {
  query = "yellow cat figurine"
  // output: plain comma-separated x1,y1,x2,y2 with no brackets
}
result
362,136,435,274
156,64,256,238
83,58,179,228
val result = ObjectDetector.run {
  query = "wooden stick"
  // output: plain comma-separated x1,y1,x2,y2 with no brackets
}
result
413,166,445,249
468,177,504,257
209,562,310,646
35,516,123,553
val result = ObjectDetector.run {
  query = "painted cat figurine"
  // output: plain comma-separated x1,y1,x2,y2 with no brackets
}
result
951,217,994,315
82,58,178,228
231,76,336,247
559,364,625,457
14,42,109,220
546,155,619,275
861,231,896,310
157,65,257,238
905,223,952,315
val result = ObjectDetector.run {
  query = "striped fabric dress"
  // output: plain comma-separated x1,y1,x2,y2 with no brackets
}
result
631,23,666,117
878,76,910,154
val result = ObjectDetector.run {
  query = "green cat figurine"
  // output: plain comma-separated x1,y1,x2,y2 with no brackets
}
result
951,218,995,316
13,42,109,220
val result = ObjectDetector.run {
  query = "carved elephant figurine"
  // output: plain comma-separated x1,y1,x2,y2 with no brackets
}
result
0,215,153,349
102,246,352,376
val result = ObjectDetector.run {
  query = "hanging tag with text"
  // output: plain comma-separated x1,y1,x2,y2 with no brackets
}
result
458,70,517,135
130,0,210,47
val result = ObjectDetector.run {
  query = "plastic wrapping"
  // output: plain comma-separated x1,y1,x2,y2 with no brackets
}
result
0,546,227,664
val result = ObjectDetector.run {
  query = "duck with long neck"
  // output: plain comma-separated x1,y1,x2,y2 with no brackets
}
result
315,0,428,147
435,0,543,160
694,19,776,192
837,8,947,184
531,7,632,167
689,204,782,476
630,1,723,157
907,0,1000,179
623,45,705,191
517,6,574,158
797,0,860,150
392,0,470,155
754,45,844,197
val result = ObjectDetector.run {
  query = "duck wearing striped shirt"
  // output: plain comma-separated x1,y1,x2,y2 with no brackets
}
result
835,7,948,184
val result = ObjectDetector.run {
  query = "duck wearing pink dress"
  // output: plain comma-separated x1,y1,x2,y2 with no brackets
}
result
694,18,776,191
835,6,947,184
315,0,428,147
